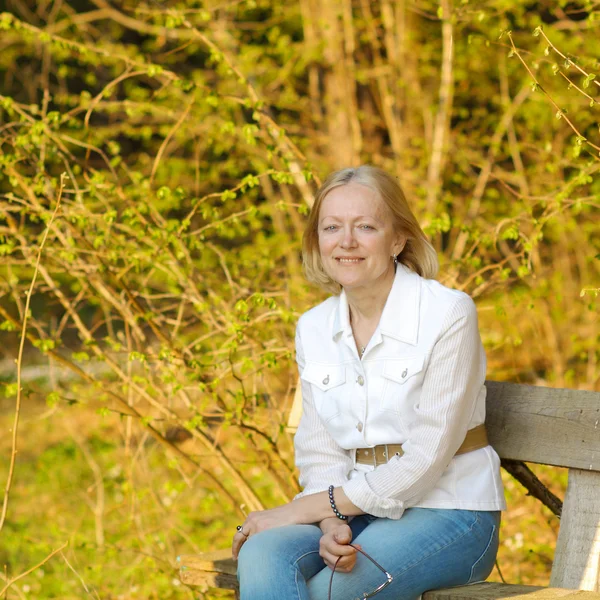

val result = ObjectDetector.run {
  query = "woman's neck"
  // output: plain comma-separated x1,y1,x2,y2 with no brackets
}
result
346,269,395,326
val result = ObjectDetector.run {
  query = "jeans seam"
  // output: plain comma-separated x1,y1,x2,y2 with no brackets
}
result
293,550,322,600
394,511,481,578
466,522,497,584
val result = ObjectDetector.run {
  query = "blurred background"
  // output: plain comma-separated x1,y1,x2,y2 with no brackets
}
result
0,0,598,598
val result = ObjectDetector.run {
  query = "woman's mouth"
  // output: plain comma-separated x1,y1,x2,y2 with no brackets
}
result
335,257,364,264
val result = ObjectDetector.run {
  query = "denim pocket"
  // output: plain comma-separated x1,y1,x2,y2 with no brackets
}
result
467,514,499,584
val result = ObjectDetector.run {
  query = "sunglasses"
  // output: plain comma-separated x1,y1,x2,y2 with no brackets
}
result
328,544,393,599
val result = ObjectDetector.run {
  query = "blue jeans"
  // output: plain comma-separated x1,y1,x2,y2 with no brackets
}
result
237,508,500,600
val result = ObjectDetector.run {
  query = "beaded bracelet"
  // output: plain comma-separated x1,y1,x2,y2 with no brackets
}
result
328,485,348,521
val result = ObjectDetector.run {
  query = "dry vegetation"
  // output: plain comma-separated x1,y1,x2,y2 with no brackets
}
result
0,0,599,598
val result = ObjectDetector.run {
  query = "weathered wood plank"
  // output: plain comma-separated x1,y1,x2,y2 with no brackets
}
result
178,551,237,588
178,550,236,575
551,469,600,591
180,570,238,590
485,381,600,471
423,582,600,599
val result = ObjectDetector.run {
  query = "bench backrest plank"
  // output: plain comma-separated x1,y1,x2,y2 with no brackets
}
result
484,381,600,471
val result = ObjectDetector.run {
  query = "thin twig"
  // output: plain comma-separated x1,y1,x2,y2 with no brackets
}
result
150,99,194,185
558,71,598,104
0,174,65,534
0,572,26,600
0,542,68,597
507,32,600,155
495,558,507,584
60,551,101,599
538,28,600,90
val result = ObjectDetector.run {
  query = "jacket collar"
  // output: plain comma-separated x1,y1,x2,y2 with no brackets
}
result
331,263,421,346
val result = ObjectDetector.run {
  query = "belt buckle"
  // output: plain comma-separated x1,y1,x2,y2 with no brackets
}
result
383,444,389,464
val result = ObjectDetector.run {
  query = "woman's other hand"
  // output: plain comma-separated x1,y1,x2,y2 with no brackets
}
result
232,504,299,559
319,523,361,572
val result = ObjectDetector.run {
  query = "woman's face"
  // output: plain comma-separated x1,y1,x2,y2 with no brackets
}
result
318,182,405,292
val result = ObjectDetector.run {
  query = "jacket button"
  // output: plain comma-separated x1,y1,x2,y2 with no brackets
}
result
357,375,364,386
356,421,363,432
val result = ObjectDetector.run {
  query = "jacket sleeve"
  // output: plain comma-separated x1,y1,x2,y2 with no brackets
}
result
342,295,486,518
293,323,354,499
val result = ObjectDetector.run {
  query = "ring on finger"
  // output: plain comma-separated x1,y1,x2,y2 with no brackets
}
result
236,524,249,537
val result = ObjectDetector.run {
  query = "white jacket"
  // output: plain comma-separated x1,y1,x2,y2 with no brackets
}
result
294,264,506,519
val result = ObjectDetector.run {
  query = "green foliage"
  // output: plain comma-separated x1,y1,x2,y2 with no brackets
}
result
0,0,598,596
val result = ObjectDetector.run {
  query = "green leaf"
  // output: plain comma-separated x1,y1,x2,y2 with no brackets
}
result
583,73,596,89
501,225,519,240
221,189,237,202
147,64,164,77
0,12,14,30
33,339,56,352
5,382,19,397
235,299,249,313
0,320,16,331
128,351,147,363
46,392,60,407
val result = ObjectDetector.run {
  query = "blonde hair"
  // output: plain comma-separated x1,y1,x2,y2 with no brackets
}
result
302,165,439,295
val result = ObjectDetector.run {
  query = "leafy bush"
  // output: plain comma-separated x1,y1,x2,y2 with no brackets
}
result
0,1,598,597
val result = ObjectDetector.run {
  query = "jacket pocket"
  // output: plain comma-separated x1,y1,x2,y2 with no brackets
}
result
300,363,346,422
379,356,425,414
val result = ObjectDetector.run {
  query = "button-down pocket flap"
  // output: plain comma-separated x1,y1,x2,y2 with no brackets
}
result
383,356,425,384
301,364,346,391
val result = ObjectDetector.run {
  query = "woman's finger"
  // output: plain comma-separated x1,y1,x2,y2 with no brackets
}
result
323,552,357,572
320,544,358,567
320,538,357,558
231,529,249,560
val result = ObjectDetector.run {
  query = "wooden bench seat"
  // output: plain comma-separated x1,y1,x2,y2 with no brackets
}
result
177,550,600,598
177,381,600,598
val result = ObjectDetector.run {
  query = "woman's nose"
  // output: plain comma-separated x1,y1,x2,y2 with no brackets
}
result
340,227,357,248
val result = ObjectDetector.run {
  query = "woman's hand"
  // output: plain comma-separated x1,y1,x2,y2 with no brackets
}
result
232,504,299,559
319,522,361,573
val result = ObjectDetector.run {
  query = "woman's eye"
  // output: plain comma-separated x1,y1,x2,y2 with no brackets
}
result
360,224,374,230
324,225,337,231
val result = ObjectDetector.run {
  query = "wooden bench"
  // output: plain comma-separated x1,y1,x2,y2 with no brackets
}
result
177,381,600,598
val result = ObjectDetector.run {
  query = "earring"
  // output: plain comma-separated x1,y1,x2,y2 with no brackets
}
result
392,255,398,265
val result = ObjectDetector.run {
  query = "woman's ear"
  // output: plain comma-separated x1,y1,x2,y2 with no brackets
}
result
393,234,407,257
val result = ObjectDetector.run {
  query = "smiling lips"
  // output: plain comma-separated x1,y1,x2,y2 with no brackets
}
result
335,257,364,264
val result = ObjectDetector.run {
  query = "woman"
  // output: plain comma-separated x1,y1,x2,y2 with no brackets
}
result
233,166,506,600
